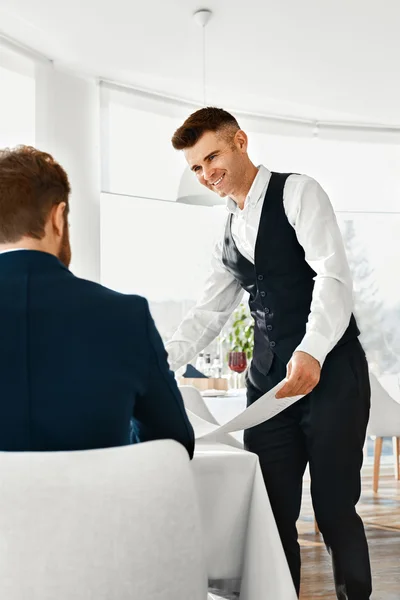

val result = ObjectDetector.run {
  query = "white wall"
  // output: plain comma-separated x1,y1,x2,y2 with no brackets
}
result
35,65,101,282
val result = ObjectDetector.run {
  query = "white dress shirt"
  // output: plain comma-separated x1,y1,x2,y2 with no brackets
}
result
166,165,354,372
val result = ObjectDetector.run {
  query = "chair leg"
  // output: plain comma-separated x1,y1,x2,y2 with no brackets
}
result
373,437,383,493
393,437,400,480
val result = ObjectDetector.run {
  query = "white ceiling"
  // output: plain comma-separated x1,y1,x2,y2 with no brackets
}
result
1,0,399,125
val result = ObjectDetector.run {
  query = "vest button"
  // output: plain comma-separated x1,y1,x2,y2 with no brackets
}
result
267,325,272,331
260,291,266,297
264,307,269,313
258,274,264,281
270,341,276,348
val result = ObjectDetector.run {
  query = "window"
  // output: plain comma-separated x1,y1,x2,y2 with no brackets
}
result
100,83,189,201
247,131,400,213
247,127,400,375
100,83,400,378
337,212,400,376
101,192,226,341
100,83,228,343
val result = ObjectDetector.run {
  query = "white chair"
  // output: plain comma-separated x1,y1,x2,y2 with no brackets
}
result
367,372,400,492
378,373,400,403
0,440,207,600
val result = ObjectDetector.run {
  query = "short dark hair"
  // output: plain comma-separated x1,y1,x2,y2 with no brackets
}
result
0,145,71,243
171,107,240,150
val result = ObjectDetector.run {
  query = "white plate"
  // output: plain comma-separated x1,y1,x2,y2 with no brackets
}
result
201,389,227,397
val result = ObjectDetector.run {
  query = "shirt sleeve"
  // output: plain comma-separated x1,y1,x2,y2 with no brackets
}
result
284,175,354,367
165,235,244,374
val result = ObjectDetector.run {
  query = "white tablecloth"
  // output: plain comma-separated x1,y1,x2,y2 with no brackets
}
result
192,440,297,600
202,391,247,443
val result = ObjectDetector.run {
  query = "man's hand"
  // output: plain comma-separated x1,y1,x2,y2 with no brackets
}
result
275,351,321,399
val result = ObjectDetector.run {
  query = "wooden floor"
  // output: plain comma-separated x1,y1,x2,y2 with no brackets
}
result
299,470,400,600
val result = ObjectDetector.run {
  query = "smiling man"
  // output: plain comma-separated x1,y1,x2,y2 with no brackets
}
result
166,107,371,599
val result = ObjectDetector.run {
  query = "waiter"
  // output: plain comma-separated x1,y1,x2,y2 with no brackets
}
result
166,107,371,599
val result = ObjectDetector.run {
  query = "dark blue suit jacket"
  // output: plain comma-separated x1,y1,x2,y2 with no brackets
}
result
0,250,195,458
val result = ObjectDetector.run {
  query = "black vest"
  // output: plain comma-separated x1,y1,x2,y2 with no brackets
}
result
222,172,359,375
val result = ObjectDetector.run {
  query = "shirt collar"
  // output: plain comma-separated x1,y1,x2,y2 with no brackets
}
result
226,165,272,215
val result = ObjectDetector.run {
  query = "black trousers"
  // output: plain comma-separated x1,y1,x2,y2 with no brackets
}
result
244,339,372,599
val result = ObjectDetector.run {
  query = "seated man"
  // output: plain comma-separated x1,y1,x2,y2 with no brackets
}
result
0,146,194,458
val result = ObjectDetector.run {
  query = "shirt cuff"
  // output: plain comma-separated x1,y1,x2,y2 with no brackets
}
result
165,344,185,376
294,331,333,367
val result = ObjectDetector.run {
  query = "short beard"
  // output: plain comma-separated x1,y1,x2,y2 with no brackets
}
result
58,223,71,268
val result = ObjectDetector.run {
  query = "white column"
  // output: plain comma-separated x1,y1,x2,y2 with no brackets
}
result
35,63,101,283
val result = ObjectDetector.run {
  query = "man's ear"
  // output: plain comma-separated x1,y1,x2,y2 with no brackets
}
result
234,129,248,153
52,203,67,238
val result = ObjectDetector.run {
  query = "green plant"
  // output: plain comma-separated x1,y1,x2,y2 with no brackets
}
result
219,302,254,360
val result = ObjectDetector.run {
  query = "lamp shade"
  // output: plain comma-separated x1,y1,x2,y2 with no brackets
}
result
176,166,225,207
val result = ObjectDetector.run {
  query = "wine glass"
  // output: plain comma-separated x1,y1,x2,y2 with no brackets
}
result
228,351,247,389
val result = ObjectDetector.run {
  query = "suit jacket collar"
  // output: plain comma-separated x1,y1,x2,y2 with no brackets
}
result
0,249,71,275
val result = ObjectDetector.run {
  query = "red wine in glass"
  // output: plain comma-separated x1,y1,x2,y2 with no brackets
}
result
228,351,247,388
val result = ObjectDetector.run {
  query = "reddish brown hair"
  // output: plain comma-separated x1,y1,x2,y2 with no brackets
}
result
171,107,240,150
0,145,71,244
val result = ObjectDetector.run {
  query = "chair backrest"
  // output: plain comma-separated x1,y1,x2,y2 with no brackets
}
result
0,440,207,600
378,374,400,404
367,372,400,437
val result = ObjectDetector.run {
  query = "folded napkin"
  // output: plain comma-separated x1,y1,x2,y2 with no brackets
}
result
182,364,208,378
